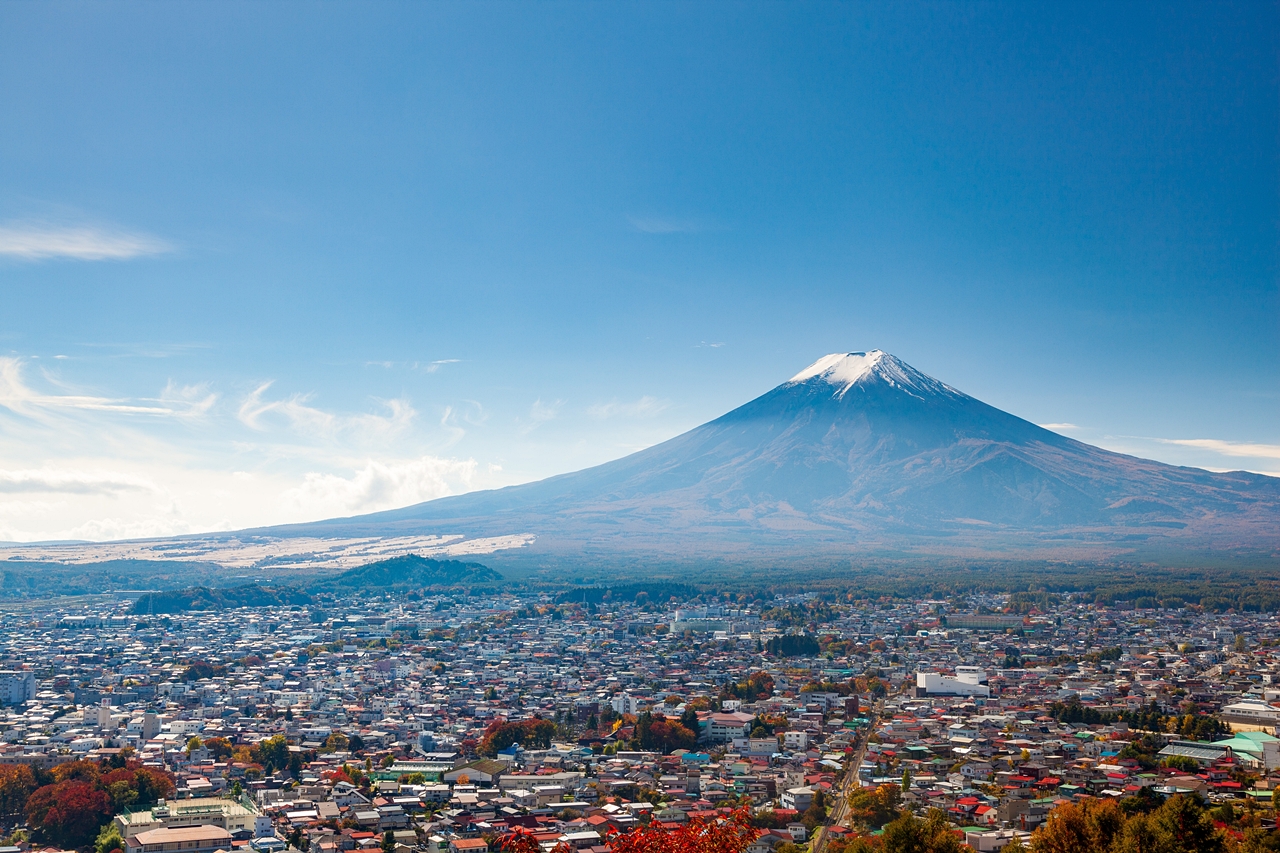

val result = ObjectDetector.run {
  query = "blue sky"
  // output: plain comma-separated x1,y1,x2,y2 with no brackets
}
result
1,1,1276,541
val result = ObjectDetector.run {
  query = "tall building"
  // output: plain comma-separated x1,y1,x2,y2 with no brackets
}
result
0,671,35,705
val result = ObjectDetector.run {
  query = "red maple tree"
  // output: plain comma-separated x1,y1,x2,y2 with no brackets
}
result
498,826,571,853
607,807,759,853
26,779,113,849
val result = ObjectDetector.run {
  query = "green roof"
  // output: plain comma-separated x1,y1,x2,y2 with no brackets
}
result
1210,732,1277,756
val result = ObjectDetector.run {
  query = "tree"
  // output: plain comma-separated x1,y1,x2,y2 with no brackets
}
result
1145,794,1223,853
606,806,758,853
324,732,349,752
880,809,962,853
253,735,290,773
498,826,571,853
631,711,697,754
681,706,701,736
1235,827,1280,853
1030,797,1125,853
206,737,234,760
847,784,901,830
186,735,203,756
478,719,558,757
0,764,38,819
95,822,125,853
1160,755,1199,773
26,780,112,849
381,830,395,853
801,790,828,833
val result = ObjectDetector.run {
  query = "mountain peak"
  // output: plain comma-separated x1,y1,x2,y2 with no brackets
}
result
786,350,958,399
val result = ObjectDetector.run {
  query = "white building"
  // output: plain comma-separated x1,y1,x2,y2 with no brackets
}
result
1219,700,1280,733
116,797,271,840
0,671,35,705
916,669,990,698
610,693,646,716
780,786,814,812
706,711,754,743
783,730,809,751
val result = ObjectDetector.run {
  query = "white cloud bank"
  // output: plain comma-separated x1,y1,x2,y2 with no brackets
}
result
0,222,171,260
282,456,477,517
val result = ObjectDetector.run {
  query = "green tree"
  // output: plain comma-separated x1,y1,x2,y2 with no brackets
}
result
881,808,962,853
801,790,828,833
680,706,700,736
95,822,124,853
252,735,290,773
1160,755,1198,773
1146,795,1223,853
381,830,395,853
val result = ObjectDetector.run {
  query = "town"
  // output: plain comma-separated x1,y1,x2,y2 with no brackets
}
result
0,589,1276,853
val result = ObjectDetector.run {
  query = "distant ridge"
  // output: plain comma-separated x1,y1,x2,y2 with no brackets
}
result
223,351,1280,566
315,553,501,591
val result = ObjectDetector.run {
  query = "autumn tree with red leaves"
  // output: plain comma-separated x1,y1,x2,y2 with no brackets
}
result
607,806,759,853
498,826,571,853
478,718,557,757
26,780,113,849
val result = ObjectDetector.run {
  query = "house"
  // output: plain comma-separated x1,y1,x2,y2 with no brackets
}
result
780,786,814,812
448,840,488,853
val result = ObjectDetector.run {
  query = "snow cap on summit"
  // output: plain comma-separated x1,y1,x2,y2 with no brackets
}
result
789,351,887,388
787,351,960,399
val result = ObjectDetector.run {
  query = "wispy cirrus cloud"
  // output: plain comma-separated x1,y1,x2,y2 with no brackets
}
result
1156,438,1280,460
0,357,215,419
237,382,414,440
517,398,562,435
1040,423,1081,432
364,358,460,373
0,467,159,495
588,395,670,420
0,222,171,260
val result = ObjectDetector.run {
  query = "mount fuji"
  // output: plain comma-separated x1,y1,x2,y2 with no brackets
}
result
266,351,1280,565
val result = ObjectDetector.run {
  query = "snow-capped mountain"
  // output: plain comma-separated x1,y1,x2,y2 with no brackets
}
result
268,352,1280,564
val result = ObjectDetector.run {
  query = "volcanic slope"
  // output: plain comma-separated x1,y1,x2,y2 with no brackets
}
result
271,352,1280,562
